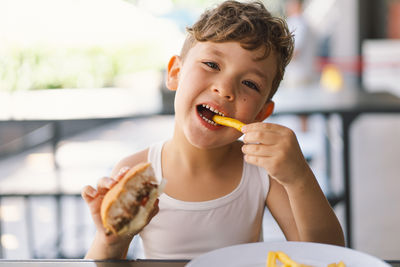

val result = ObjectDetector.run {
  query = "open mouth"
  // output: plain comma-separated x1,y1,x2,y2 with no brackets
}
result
196,104,225,126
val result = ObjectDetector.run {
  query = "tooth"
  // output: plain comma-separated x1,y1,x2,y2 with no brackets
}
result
210,107,215,112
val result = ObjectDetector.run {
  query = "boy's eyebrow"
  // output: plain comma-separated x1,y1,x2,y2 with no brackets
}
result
204,46,271,81
250,67,270,82
206,47,225,57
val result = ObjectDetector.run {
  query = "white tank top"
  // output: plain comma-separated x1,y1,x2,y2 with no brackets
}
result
139,141,270,259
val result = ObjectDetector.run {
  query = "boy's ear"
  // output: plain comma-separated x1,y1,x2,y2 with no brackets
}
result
166,55,181,91
255,100,274,122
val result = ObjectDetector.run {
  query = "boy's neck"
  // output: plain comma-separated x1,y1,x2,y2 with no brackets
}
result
165,129,238,174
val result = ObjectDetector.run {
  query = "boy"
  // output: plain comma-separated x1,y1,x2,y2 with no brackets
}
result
82,0,345,260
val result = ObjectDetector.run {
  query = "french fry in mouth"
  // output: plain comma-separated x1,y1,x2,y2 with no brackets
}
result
212,114,246,132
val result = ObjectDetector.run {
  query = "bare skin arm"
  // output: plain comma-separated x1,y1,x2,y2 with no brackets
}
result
82,172,134,259
282,171,344,245
82,149,160,259
266,177,299,241
267,172,344,245
242,122,345,246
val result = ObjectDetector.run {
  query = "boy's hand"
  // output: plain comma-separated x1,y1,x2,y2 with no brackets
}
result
81,167,159,246
241,122,313,187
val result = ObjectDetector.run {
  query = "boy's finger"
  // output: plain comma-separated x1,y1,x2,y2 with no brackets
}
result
243,131,279,145
244,154,270,168
81,185,98,201
115,166,130,181
242,144,276,157
81,186,104,217
97,177,117,194
241,122,280,133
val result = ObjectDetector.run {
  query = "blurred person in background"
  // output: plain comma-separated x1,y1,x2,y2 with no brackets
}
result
283,0,318,89
282,0,318,132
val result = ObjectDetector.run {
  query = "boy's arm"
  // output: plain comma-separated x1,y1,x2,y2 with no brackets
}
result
82,172,134,259
265,177,299,241
85,231,132,259
242,122,345,246
82,149,151,259
266,172,345,246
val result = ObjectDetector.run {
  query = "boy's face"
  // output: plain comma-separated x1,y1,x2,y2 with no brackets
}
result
167,41,277,149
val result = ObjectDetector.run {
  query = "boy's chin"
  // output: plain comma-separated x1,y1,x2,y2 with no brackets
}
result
185,133,241,150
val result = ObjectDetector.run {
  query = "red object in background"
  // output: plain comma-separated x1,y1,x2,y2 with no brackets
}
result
388,2,400,38
316,56,363,76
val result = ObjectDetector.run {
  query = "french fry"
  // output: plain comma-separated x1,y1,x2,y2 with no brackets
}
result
266,251,277,267
212,114,246,132
277,251,300,267
266,251,345,267
328,261,346,267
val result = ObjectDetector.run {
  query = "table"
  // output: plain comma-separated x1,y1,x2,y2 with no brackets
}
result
0,259,398,266
273,87,400,248
0,259,188,267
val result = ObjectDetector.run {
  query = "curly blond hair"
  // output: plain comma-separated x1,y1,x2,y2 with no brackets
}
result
180,0,294,99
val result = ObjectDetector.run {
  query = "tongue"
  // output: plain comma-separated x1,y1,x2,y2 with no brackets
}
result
200,108,215,120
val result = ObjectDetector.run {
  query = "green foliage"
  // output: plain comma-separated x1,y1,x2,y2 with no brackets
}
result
0,43,166,92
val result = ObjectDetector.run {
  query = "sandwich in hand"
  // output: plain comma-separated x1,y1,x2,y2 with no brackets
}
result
100,162,162,236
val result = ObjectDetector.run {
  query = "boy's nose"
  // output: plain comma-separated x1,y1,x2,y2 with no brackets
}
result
212,86,235,101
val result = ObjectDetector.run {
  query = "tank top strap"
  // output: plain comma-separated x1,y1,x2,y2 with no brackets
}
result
147,141,165,183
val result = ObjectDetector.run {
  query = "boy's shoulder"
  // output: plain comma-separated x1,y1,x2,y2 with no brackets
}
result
110,148,149,178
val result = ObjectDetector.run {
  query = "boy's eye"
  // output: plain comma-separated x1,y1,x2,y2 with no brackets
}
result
242,80,260,91
203,61,220,70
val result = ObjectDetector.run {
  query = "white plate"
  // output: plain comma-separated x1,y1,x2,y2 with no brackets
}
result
186,241,390,267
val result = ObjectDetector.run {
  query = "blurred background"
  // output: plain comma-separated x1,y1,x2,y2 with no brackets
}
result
1,0,400,260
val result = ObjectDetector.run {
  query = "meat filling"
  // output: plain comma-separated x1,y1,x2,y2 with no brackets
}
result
113,181,158,232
